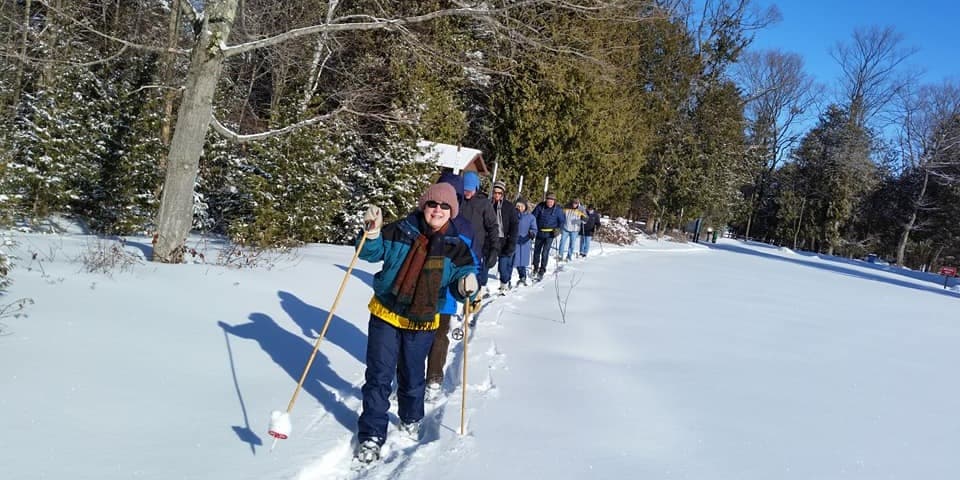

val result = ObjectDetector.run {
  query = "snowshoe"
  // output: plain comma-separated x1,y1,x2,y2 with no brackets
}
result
354,438,382,464
425,382,442,403
398,420,421,441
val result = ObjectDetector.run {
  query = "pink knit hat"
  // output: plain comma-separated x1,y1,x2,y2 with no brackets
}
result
418,183,459,219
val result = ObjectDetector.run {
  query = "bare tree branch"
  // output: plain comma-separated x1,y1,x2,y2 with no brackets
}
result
0,45,130,67
221,1,583,58
210,107,348,143
36,0,189,55
831,25,920,128
299,0,341,113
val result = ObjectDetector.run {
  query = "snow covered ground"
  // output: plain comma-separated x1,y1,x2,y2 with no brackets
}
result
2,230,959,479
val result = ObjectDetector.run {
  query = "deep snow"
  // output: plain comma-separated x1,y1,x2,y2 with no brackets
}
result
2,231,959,479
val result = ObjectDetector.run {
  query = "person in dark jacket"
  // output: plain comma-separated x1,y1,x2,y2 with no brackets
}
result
489,180,519,293
425,171,479,402
579,205,601,257
458,171,498,296
354,183,478,464
530,192,565,280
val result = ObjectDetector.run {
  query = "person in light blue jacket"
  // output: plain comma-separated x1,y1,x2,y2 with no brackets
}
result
513,199,538,285
558,198,585,262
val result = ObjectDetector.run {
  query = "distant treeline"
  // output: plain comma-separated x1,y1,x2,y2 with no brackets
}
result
0,2,956,269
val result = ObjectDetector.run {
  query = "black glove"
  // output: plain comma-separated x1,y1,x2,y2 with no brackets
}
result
528,231,536,241
484,249,499,269
552,229,560,238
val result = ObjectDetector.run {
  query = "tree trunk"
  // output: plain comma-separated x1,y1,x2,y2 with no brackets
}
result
930,244,945,271
792,196,806,250
38,0,61,89
11,0,32,111
744,178,761,240
153,0,239,263
896,169,930,266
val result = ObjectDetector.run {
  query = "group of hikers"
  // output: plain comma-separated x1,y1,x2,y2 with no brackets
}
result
350,170,601,464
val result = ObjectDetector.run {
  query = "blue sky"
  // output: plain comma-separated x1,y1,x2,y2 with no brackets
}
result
750,1,960,93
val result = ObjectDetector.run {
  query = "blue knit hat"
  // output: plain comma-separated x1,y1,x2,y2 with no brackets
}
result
463,171,480,192
437,171,463,197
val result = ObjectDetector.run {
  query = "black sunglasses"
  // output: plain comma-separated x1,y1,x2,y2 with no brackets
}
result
424,200,452,211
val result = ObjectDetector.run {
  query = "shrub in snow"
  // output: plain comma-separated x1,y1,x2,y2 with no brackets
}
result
214,242,298,270
0,233,32,330
79,238,143,276
0,236,11,292
594,217,644,245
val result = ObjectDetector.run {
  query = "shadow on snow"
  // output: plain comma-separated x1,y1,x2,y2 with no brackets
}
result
219,309,363,451
335,263,375,288
278,290,366,364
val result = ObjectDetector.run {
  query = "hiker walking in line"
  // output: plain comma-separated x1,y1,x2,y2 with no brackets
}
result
530,192,565,281
579,205,601,257
558,198,586,262
425,171,479,403
459,171,498,297
513,199,538,286
353,183,478,464
488,180,518,294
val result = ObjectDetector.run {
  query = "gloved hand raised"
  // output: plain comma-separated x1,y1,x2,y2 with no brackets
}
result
458,273,478,298
362,205,383,239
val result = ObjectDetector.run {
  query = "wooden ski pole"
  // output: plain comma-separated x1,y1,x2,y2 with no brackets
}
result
268,225,373,447
460,297,474,435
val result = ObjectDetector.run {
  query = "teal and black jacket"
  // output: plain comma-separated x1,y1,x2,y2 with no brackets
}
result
357,212,477,330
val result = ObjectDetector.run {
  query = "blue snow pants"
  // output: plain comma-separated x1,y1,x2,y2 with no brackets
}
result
357,314,435,444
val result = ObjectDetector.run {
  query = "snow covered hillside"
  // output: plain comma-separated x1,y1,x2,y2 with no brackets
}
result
1,232,958,480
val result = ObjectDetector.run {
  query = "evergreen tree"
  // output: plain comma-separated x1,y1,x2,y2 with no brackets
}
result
785,106,877,255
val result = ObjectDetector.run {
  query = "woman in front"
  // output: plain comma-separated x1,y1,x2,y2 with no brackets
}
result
354,182,478,464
